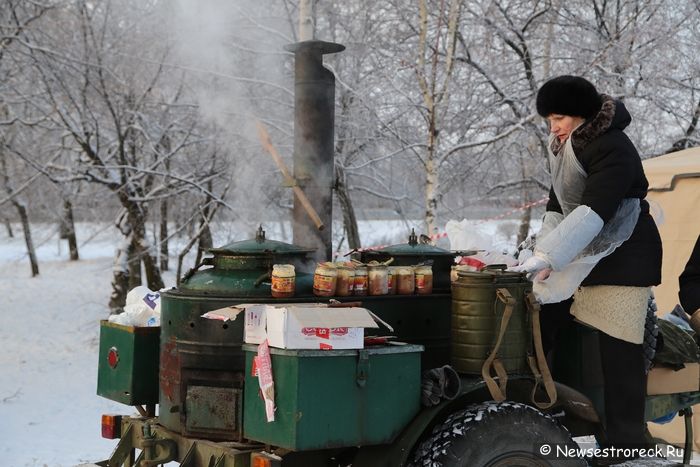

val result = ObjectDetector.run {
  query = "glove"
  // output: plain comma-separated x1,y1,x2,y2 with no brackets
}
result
517,248,533,265
508,255,549,274
420,365,462,407
534,205,604,271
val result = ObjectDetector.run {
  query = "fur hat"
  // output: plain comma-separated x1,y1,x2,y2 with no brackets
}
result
536,75,602,119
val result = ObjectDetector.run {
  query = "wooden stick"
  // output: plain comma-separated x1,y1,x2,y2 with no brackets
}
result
255,121,325,231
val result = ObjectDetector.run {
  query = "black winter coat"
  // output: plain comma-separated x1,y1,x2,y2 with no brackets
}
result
679,234,700,313
546,96,662,287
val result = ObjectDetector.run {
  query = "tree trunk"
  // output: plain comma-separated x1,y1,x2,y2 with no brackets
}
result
127,238,142,289
516,206,531,247
195,218,213,266
159,199,169,271
4,218,12,237
668,96,700,153
425,147,439,235
13,200,39,277
63,199,79,261
335,164,361,249
142,247,165,291
109,241,129,314
298,0,314,40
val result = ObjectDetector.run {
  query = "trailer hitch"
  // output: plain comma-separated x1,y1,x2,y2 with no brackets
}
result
138,423,177,467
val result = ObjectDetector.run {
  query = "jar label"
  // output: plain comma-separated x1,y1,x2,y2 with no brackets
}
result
272,276,295,292
314,274,336,292
354,275,368,291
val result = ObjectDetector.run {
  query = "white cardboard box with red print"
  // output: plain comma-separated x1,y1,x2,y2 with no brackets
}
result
243,304,379,350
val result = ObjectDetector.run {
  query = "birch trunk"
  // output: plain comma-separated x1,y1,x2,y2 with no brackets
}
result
299,0,314,40
159,199,169,271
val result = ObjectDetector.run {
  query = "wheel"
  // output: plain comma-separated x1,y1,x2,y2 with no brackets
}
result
409,401,585,467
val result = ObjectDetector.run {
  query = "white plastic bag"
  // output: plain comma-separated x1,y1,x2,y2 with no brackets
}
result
445,219,493,251
108,286,161,326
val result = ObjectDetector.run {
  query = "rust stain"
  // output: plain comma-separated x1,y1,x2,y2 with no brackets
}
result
159,339,180,401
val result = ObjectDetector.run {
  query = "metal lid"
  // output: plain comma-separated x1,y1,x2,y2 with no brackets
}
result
208,226,314,256
455,264,525,282
367,229,454,257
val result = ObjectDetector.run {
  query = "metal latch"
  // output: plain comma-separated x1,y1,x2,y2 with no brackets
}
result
356,349,370,387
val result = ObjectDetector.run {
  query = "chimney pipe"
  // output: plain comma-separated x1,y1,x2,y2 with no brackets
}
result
284,40,345,263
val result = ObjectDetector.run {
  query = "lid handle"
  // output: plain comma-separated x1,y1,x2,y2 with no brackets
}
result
256,225,266,243
408,228,417,246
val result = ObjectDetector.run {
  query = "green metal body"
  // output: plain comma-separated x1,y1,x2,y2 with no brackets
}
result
97,321,160,405
242,344,423,451
450,269,532,374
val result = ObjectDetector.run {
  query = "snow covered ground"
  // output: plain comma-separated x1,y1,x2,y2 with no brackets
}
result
0,221,695,466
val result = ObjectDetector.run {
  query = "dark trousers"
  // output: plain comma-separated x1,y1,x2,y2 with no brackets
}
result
540,299,647,447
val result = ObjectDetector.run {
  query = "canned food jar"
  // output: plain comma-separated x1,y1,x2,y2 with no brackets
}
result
335,264,355,297
395,267,415,295
353,266,368,296
313,262,337,297
388,266,399,294
368,264,389,296
271,264,296,298
415,265,433,295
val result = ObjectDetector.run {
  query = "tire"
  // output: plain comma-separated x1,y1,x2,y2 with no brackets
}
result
409,401,586,467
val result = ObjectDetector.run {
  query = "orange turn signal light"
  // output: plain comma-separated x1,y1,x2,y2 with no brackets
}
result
101,414,122,439
251,452,281,467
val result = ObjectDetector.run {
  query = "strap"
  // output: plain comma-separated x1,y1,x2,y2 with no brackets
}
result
526,291,558,409
482,288,515,401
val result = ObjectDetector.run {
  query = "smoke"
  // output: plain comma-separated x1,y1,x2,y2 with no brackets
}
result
167,0,299,229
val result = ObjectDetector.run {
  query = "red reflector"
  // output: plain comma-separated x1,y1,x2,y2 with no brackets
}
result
107,347,119,369
101,414,121,439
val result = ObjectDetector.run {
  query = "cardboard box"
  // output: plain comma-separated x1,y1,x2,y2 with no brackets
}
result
647,362,700,395
243,304,379,350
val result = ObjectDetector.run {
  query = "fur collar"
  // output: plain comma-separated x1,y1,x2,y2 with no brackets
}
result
550,94,616,154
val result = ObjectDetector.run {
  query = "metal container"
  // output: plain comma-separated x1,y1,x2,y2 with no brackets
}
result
159,227,315,440
360,230,457,292
180,226,314,298
243,343,423,450
451,266,532,374
97,321,159,406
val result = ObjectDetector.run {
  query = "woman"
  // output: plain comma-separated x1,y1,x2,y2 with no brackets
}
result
511,75,662,463
680,233,700,315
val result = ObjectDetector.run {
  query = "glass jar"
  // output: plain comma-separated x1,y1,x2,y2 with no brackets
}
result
415,265,433,295
395,267,415,294
335,263,355,297
313,262,337,297
388,266,399,294
368,264,389,295
353,266,368,296
271,264,295,298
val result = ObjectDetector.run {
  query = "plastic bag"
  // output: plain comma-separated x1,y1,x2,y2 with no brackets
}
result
445,219,493,251
108,286,161,326
533,199,640,304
